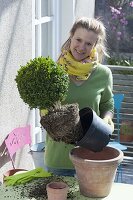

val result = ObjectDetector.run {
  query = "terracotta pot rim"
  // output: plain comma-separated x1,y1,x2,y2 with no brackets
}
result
3,169,28,177
69,146,123,164
46,181,68,190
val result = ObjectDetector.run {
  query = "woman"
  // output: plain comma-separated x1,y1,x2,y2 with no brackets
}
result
44,17,114,176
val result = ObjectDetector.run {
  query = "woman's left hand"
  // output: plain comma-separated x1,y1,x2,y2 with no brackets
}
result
103,116,114,132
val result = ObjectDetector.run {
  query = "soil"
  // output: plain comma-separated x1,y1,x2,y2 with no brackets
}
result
40,103,83,144
2,176,79,200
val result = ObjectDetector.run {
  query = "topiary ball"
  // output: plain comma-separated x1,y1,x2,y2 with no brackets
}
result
15,56,69,109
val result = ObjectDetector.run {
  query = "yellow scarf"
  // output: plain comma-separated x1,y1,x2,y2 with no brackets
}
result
58,49,98,80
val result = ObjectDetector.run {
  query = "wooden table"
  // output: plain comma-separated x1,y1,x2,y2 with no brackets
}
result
0,176,133,200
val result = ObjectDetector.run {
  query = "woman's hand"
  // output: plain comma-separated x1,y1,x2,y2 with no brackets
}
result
103,116,114,132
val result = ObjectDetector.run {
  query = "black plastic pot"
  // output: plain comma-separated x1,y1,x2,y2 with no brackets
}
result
76,107,112,152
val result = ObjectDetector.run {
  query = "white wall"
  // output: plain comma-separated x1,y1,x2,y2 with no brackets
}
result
75,0,95,19
0,0,34,182
60,0,76,45
60,0,95,46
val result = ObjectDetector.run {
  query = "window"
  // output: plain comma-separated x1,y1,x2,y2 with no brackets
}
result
32,0,61,143
32,0,60,61
32,0,75,143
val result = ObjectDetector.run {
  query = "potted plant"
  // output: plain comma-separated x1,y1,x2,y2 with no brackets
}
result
15,56,112,150
120,121,133,142
15,56,83,144
15,56,117,198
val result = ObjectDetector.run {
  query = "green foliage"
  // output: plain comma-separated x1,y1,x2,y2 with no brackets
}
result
121,123,133,135
108,0,130,7
107,57,133,66
15,56,69,109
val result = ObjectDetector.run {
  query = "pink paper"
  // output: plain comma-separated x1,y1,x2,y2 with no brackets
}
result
5,125,31,158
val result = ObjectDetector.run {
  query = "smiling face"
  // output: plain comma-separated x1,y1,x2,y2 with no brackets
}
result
70,28,98,61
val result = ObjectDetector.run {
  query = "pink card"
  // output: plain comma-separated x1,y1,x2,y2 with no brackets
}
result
5,125,31,158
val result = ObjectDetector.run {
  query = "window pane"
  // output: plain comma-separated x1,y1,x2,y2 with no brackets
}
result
35,25,39,57
41,0,48,17
35,0,51,18
41,22,53,57
35,0,39,19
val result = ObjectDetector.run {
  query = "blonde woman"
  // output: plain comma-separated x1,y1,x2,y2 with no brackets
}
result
44,17,114,176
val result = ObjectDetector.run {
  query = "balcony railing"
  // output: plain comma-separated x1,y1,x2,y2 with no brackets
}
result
108,65,133,184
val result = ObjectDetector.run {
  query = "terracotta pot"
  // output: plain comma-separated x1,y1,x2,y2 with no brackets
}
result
120,121,133,142
69,146,123,198
120,134,133,142
3,169,28,182
46,181,69,200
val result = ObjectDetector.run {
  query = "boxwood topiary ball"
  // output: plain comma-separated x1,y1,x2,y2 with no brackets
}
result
15,56,69,109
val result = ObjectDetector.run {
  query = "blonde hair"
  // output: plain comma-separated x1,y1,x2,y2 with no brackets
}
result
61,17,109,63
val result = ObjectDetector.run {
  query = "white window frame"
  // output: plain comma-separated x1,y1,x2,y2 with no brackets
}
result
32,0,75,144
32,0,60,61
32,0,61,144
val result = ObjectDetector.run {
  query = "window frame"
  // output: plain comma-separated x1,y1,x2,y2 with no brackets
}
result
32,0,75,143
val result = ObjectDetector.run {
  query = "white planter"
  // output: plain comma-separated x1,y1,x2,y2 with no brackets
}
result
30,142,45,169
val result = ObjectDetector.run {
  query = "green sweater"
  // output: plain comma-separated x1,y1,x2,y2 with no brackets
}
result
45,64,114,169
